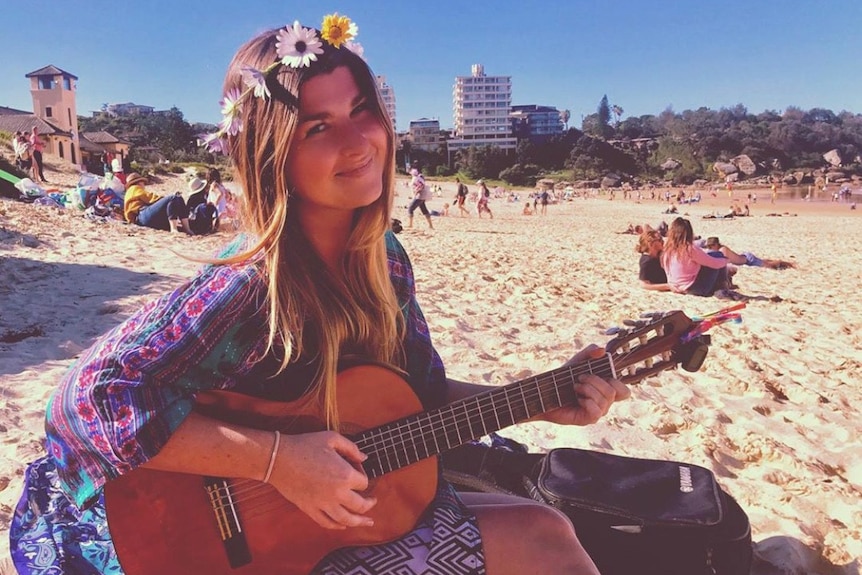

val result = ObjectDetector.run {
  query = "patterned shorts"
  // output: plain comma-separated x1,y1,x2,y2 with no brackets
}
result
314,482,486,574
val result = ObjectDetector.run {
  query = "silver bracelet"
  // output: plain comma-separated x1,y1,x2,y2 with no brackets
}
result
262,430,281,483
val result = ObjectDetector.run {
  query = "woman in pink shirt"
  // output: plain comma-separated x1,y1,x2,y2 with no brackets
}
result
661,217,728,296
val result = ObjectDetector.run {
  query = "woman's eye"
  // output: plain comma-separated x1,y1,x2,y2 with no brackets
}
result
306,123,327,136
351,101,370,116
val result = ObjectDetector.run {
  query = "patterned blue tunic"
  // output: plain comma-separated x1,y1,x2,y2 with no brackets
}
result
10,232,485,574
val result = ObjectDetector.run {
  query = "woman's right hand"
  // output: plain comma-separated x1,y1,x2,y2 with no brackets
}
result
268,431,376,530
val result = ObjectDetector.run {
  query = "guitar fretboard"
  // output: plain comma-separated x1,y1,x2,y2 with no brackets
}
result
354,354,615,478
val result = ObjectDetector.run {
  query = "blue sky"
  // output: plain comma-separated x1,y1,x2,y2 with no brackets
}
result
3,0,860,131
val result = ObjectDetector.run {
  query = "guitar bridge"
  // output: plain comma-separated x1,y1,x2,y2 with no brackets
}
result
204,476,253,568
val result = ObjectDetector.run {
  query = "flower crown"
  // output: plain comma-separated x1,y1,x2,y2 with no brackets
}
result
200,13,363,155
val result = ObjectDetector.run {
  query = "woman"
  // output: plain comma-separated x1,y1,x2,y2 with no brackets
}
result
477,180,493,218
205,167,236,230
636,228,670,291
11,15,627,575
123,172,193,233
661,217,728,296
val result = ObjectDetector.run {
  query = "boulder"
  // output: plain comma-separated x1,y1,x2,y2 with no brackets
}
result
823,149,842,167
782,174,798,185
731,154,757,176
826,170,845,182
601,173,622,188
713,162,738,177
660,158,682,171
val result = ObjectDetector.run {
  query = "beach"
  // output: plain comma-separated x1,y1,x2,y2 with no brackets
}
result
1,172,860,574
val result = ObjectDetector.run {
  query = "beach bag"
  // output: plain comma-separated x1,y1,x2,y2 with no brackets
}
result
443,443,752,575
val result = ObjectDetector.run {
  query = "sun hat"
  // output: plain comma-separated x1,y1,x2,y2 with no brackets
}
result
111,158,124,172
125,172,147,187
476,179,484,185
188,177,207,194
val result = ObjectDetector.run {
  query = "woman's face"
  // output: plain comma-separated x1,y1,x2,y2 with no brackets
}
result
285,66,387,227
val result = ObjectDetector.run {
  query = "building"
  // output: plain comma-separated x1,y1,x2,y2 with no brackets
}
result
101,102,156,117
0,65,132,171
408,118,444,152
448,64,517,158
375,75,396,130
0,65,81,165
510,105,565,142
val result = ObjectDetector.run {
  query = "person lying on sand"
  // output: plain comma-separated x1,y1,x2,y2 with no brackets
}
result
702,237,796,270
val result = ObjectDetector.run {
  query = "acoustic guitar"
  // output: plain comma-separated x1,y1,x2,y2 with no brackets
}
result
104,309,716,574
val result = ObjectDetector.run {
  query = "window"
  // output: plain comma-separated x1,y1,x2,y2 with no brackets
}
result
45,107,53,118
63,77,72,90
68,108,72,125
58,142,64,158
39,77,54,90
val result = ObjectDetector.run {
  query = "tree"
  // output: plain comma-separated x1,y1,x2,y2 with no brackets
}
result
597,95,612,139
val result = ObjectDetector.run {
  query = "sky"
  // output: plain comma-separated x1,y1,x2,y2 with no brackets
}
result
3,0,860,132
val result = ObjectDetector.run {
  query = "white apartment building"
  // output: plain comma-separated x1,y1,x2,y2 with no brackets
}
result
376,75,397,130
449,64,517,156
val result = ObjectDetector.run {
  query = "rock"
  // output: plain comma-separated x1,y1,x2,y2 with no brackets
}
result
725,172,739,183
601,173,622,188
713,162,738,177
823,149,842,167
660,158,681,170
731,154,757,176
826,170,845,182
782,174,798,184
20,235,40,248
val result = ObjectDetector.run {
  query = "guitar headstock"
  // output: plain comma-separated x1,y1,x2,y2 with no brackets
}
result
604,310,710,385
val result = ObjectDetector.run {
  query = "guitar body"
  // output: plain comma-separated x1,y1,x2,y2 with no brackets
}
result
104,365,438,575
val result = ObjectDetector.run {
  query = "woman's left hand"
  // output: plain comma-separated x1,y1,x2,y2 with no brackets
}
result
539,344,630,426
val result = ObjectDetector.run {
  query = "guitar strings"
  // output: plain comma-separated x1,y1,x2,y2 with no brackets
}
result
200,342,663,515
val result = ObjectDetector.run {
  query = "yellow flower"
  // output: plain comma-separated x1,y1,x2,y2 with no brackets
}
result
321,13,357,48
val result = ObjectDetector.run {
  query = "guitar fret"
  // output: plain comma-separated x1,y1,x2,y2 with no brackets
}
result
428,413,441,455
520,385,531,420
537,376,547,412
462,402,473,441
407,418,421,464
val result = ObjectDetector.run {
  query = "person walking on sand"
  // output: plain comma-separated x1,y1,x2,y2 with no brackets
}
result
477,179,494,218
29,126,47,183
454,177,470,216
407,167,433,229
11,15,627,574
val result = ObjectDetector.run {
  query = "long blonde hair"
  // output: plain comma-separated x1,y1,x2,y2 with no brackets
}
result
661,217,696,268
219,29,404,429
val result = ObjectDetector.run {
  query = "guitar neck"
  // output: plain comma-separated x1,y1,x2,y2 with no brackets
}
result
354,354,616,478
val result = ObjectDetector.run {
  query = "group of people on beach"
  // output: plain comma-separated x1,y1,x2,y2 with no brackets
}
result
119,167,234,234
636,217,796,297
77,162,235,234
11,127,47,183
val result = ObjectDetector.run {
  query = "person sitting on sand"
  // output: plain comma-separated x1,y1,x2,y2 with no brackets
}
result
661,217,730,296
122,172,194,234
523,202,534,215
703,237,796,270
636,229,670,291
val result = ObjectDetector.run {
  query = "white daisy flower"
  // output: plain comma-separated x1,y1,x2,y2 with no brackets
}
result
240,66,270,99
345,41,365,60
276,21,324,68
219,88,244,136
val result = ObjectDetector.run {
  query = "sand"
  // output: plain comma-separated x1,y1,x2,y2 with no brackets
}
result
1,168,860,574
